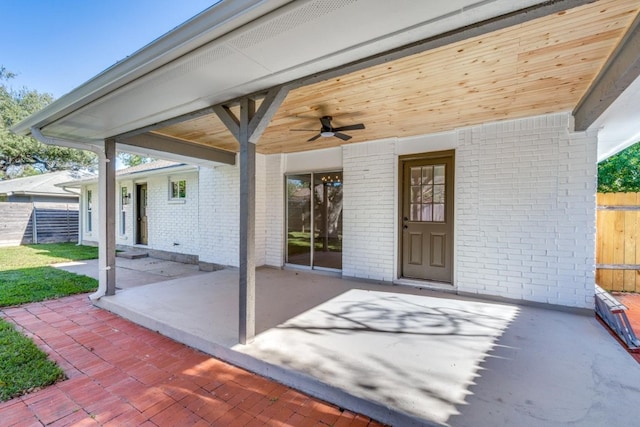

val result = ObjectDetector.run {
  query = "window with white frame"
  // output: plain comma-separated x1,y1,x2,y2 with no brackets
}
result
120,186,128,235
169,178,186,200
86,189,93,232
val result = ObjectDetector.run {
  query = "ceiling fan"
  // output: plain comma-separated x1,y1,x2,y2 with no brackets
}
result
290,116,365,142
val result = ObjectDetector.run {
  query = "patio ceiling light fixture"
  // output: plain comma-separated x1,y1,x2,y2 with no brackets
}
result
320,174,341,184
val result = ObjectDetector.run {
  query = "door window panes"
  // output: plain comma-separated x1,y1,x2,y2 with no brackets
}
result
409,164,446,222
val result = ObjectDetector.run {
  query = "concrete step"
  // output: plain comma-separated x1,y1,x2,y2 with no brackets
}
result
116,251,149,260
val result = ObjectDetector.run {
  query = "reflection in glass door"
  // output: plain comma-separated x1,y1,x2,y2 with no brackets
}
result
313,172,343,269
286,171,343,270
286,175,312,267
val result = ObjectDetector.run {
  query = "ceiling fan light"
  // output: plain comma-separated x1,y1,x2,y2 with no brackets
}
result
320,131,334,137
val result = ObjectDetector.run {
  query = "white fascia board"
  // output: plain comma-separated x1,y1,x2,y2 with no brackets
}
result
67,164,198,187
593,75,640,162
8,190,78,197
121,164,198,180
11,0,292,136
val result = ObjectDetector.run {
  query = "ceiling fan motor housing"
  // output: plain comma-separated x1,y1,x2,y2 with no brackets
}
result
290,115,365,142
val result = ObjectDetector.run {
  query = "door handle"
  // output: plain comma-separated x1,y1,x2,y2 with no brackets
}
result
403,225,408,230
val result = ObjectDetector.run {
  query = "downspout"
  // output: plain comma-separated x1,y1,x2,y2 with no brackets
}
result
30,127,111,300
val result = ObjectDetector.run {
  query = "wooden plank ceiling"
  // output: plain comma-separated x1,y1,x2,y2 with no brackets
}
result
153,0,640,155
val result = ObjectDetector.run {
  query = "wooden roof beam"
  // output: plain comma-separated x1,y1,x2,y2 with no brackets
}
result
574,11,640,131
117,132,236,165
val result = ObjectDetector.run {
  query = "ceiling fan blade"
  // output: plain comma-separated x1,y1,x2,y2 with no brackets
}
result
320,116,332,129
290,129,318,132
333,123,365,132
307,134,322,142
333,132,352,141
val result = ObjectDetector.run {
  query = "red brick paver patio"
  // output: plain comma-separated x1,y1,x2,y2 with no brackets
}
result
0,294,386,426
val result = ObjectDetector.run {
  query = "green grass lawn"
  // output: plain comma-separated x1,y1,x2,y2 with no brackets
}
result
0,243,99,401
0,321,64,401
0,243,99,307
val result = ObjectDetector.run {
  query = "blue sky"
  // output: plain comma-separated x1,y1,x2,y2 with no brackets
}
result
2,0,217,98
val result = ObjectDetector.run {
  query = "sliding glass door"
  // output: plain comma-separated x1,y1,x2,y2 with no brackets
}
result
286,174,312,267
286,171,343,270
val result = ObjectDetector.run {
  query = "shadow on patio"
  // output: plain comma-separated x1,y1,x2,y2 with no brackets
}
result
63,259,640,426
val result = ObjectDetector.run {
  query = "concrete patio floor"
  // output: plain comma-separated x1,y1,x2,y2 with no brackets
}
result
58,258,640,426
0,295,382,426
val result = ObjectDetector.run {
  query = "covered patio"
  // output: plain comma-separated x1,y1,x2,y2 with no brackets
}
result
12,0,640,425
58,258,640,426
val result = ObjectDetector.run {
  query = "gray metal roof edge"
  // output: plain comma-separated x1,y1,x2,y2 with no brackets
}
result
57,163,198,187
1,190,79,198
10,0,291,137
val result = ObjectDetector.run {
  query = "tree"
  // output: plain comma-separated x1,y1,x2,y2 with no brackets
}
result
0,67,96,179
117,152,155,168
598,142,640,192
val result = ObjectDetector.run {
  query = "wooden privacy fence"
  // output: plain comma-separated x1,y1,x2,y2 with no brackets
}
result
596,193,640,293
0,202,79,247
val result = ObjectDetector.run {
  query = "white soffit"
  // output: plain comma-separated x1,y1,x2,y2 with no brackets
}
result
593,75,640,162
30,0,550,141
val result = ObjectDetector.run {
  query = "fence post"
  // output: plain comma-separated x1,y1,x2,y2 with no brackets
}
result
32,202,38,244
66,203,70,242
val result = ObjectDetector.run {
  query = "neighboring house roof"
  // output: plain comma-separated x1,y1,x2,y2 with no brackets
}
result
116,159,184,175
59,160,196,187
0,170,95,198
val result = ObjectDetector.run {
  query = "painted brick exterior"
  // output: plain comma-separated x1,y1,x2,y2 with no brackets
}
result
342,141,397,281
145,172,199,255
198,155,269,268
275,112,596,308
455,113,596,308
264,154,285,267
80,112,597,309
255,154,267,267
198,165,240,266
81,170,200,257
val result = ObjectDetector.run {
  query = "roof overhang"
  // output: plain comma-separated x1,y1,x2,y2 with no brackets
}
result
60,162,198,187
11,0,640,161
4,190,79,197
13,0,564,139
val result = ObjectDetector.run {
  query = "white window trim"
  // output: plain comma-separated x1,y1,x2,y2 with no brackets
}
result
168,177,187,202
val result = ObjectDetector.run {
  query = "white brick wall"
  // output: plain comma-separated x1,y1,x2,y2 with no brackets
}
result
199,165,240,266
255,154,267,267
265,154,285,267
455,113,596,308
342,140,397,281
82,171,200,257
81,112,597,309
198,155,270,268
267,113,596,308
145,172,199,255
